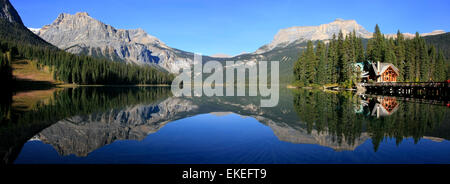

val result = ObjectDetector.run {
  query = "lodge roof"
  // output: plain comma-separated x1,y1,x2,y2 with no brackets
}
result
371,62,399,75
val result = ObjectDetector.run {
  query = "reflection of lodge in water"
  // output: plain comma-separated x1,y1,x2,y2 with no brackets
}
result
355,96,399,118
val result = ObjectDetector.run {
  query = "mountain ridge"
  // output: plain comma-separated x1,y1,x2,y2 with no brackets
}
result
34,12,196,73
26,10,447,77
256,19,372,54
0,0,23,25
255,18,446,55
0,0,55,48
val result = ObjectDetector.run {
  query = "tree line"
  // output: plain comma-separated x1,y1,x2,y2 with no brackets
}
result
0,46,13,85
0,40,174,85
294,25,448,87
292,89,449,152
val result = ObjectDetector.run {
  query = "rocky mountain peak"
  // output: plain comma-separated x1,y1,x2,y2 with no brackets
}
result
50,12,98,27
256,19,372,54
332,18,356,23
34,12,193,73
75,12,90,17
0,0,24,25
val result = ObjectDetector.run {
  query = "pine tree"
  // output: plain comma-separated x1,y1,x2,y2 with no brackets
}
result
294,50,306,84
316,41,327,84
436,50,446,81
356,37,365,63
305,41,317,84
418,35,430,82
328,34,338,84
405,40,416,82
394,30,406,81
429,45,437,81
337,31,345,82
413,32,422,82
367,24,386,63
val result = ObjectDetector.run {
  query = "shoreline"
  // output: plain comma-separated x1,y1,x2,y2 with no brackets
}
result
57,84,172,88
286,84,355,91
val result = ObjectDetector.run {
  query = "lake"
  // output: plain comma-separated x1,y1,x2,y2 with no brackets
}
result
1,87,449,164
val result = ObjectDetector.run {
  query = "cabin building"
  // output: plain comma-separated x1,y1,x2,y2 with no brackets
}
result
370,61,399,82
355,61,400,83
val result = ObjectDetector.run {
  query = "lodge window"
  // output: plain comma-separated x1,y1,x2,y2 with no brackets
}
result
382,67,397,82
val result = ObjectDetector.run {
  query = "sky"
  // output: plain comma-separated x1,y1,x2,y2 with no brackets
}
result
11,0,450,56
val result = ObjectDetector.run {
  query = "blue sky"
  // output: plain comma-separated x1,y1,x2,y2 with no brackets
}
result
11,0,450,56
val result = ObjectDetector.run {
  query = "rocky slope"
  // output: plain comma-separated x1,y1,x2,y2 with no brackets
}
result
33,12,195,73
256,19,372,54
0,0,55,47
383,30,446,39
30,13,446,76
255,18,446,55
0,0,22,24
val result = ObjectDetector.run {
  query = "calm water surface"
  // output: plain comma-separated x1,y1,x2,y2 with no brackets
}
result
1,87,449,164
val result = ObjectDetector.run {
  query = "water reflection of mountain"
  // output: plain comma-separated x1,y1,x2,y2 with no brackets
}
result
31,88,449,157
34,98,198,156
2,87,449,161
0,87,171,164
256,116,371,151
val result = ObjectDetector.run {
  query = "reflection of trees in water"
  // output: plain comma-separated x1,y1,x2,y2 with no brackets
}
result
293,90,363,148
0,87,12,125
0,87,171,164
293,90,449,151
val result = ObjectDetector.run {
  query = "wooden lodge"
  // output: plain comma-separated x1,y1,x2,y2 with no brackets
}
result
354,61,400,83
369,61,399,82
355,62,449,101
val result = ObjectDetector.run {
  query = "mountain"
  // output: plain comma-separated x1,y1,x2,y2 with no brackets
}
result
28,27,40,34
29,11,447,79
385,30,446,39
0,0,22,24
256,19,372,54
2,1,174,86
255,19,446,55
211,53,233,58
226,19,447,83
33,12,198,73
0,0,54,47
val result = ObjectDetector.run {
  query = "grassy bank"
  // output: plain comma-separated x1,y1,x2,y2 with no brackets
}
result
12,59,62,84
12,59,172,89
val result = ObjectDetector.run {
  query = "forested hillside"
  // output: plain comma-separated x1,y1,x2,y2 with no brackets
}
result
0,18,174,85
424,32,450,60
294,25,448,87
